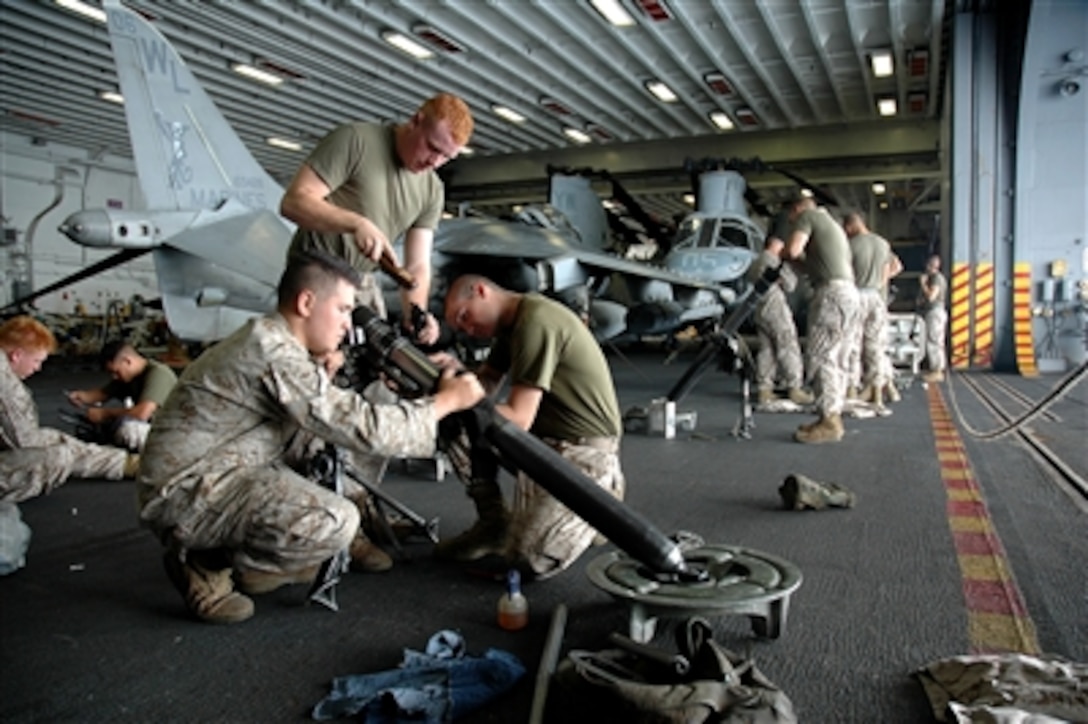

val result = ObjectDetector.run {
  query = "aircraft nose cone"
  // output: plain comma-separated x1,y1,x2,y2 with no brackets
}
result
58,210,113,246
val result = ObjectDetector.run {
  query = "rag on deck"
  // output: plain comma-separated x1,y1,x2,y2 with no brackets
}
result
312,629,526,723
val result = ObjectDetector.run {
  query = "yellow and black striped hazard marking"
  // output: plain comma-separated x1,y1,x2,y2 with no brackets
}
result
950,262,972,369
1013,262,1038,377
971,262,994,368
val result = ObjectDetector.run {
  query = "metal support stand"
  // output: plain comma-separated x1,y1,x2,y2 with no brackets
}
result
342,464,440,546
586,543,802,643
307,444,350,612
305,443,439,612
731,366,755,439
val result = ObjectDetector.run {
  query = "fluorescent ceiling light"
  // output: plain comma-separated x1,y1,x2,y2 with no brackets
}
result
492,105,526,123
266,137,302,151
231,63,284,86
646,80,678,103
459,146,475,156
870,50,894,78
382,30,434,59
709,111,734,130
800,188,815,198
590,0,635,27
877,97,898,116
682,193,695,206
55,0,106,23
563,127,592,144
871,182,886,195
99,90,124,105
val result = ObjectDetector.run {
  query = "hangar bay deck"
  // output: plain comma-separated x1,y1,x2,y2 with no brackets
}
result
1,348,1084,723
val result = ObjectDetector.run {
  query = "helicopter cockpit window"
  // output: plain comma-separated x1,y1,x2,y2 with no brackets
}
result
718,219,757,251
674,217,701,248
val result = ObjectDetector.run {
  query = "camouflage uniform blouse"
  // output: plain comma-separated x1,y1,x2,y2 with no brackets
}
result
0,352,47,451
137,313,438,515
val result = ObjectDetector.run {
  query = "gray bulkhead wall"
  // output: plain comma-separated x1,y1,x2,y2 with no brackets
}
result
1015,0,1088,368
947,2,1028,372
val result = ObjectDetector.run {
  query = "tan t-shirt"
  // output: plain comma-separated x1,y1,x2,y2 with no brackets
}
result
287,122,443,273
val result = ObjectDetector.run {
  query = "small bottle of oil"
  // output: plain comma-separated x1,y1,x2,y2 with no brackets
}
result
497,569,528,631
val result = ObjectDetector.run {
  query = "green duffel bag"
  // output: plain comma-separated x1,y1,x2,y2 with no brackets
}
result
551,618,797,724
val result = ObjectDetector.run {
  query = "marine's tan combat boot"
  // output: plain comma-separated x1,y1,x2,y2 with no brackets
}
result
787,387,814,405
122,454,140,478
433,478,509,563
349,532,393,573
794,413,844,444
846,385,861,400
756,388,776,405
859,383,885,407
163,549,254,624
884,383,902,403
235,564,321,595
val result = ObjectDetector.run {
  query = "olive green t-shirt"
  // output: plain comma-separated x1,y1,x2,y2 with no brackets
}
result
793,208,854,285
766,210,793,243
918,271,947,311
487,294,621,441
103,358,177,409
287,122,443,273
849,232,893,290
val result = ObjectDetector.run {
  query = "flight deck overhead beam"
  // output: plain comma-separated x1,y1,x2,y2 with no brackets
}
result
446,118,940,202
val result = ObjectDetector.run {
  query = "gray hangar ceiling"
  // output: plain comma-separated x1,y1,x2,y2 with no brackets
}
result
0,0,949,221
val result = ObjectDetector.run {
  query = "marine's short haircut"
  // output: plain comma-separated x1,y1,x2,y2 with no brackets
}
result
0,315,58,354
843,210,866,227
787,191,815,209
419,93,474,146
445,273,495,303
277,250,362,309
99,340,137,368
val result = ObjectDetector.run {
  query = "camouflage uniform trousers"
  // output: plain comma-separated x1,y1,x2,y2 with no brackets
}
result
753,285,804,391
0,428,127,503
805,280,860,418
510,437,625,579
144,460,360,577
924,306,947,373
847,290,890,390
443,431,625,579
